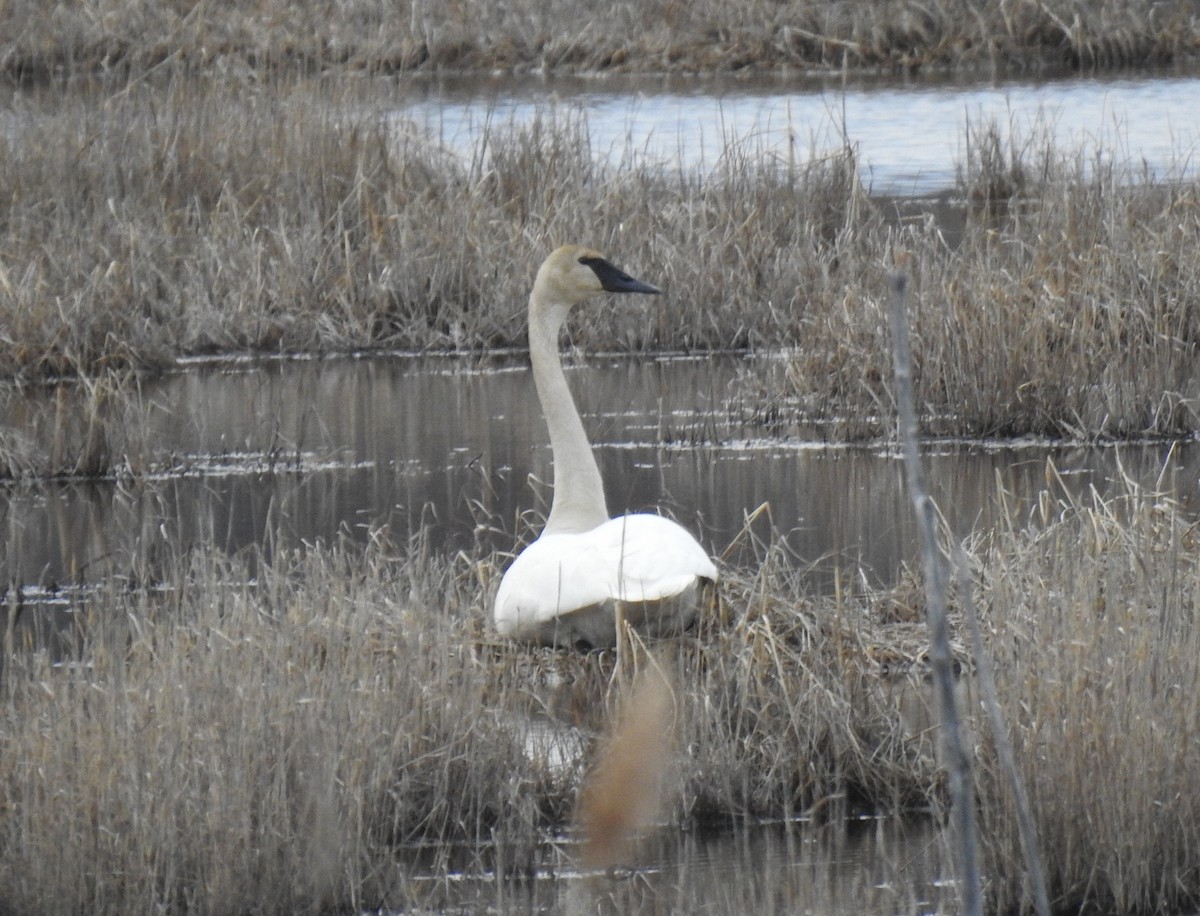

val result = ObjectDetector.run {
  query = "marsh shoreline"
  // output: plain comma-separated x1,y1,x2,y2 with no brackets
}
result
4,68,1200,462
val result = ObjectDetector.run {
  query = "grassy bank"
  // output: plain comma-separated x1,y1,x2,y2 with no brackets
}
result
3,74,1200,470
3,0,1199,80
1,474,1197,912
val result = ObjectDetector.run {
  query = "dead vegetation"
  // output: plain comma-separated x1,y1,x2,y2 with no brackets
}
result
2,0,1198,80
1,471,1197,912
3,76,1200,477
972,476,1200,914
0,526,935,913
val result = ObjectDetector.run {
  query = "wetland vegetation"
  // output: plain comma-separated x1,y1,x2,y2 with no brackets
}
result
2,475,1199,913
4,3,1200,913
4,73,1200,476
3,0,1200,79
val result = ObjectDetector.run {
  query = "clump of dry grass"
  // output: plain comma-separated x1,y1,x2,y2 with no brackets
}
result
0,518,943,913
972,473,1200,914
2,0,1196,79
0,73,869,370
0,539,549,913
764,121,1200,443
925,128,1200,440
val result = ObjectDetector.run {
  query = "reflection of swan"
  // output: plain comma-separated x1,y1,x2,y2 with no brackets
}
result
494,245,718,649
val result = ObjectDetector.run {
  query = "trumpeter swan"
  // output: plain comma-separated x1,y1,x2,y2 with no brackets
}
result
494,245,718,648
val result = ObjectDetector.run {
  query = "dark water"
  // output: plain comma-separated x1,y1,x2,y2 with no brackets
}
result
3,353,1195,594
392,814,952,914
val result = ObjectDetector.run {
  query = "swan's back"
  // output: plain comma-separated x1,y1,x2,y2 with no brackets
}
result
494,513,717,648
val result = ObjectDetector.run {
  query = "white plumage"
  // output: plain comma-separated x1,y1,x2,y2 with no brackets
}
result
493,245,718,649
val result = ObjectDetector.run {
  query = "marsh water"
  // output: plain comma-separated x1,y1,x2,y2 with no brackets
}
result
396,813,954,913
395,70,1200,193
5,69,1200,913
7,69,1199,591
4,351,1197,593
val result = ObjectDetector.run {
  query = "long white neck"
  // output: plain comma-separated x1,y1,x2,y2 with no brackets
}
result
528,291,609,535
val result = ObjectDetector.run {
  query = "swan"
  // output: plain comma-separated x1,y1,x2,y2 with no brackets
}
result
494,245,718,649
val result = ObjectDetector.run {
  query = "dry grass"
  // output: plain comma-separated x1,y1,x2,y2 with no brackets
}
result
737,123,1200,443
972,475,1200,914
2,0,1197,80
0,539,549,913
3,472,1199,912
905,124,1200,441
5,75,1200,467
0,72,868,378
0,519,943,913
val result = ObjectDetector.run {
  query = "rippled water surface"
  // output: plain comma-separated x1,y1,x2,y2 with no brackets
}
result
389,814,951,914
4,353,1196,592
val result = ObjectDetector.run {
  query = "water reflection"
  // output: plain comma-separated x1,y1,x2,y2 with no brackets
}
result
396,71,1200,194
393,815,952,915
2,354,1197,594
577,817,951,915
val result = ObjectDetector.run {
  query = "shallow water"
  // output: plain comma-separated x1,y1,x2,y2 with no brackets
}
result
389,814,952,914
3,353,1196,594
394,70,1200,194
7,69,1197,197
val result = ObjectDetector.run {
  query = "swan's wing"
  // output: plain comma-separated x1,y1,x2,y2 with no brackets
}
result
591,514,718,602
494,514,717,632
493,536,609,630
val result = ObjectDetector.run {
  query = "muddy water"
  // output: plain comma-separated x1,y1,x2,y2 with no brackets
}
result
395,71,1200,194
3,353,1196,593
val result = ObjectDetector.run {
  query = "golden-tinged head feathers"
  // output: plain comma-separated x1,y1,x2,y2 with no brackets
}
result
532,245,660,311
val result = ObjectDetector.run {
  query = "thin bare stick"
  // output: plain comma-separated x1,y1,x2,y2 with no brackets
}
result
887,270,982,916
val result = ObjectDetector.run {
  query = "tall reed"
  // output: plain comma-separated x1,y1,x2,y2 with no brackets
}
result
973,472,1200,913
0,539,545,913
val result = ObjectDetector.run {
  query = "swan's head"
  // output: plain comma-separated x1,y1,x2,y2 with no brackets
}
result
533,245,661,312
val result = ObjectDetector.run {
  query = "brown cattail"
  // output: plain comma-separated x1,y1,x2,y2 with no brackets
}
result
574,662,676,870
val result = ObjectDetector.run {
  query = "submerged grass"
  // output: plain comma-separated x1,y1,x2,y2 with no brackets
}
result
2,472,1198,912
3,0,1198,79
